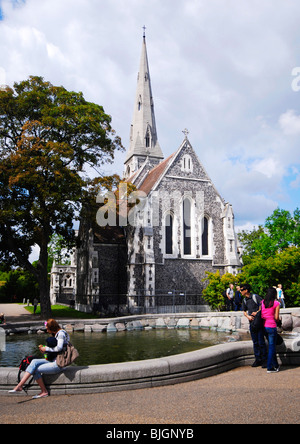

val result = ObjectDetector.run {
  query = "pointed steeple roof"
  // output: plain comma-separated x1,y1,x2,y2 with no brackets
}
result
125,33,164,165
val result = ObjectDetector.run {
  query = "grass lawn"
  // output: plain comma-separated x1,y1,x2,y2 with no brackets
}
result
24,304,98,319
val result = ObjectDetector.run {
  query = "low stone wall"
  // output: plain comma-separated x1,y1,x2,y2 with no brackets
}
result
1,339,299,396
1,309,300,396
2,308,300,336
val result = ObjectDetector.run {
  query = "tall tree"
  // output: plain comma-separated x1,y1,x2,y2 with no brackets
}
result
237,208,300,306
238,208,300,260
0,76,123,318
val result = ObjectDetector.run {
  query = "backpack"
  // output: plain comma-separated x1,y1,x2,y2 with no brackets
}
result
247,294,263,332
243,294,260,310
18,355,39,394
252,294,259,307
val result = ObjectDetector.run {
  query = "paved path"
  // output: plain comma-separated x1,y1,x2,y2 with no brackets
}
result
1,304,299,424
1,366,299,424
0,303,40,324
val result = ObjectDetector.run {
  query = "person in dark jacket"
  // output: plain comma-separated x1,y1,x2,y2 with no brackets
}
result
241,284,267,368
234,286,243,311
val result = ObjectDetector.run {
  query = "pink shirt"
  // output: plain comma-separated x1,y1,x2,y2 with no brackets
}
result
261,300,280,328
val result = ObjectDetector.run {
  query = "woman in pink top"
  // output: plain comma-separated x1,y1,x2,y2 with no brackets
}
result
261,287,280,373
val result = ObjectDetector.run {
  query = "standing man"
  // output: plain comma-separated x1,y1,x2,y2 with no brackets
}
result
277,284,285,309
33,298,39,315
226,283,234,311
241,284,267,368
234,285,243,311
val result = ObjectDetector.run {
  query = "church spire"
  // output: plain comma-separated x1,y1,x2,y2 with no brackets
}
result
124,31,164,178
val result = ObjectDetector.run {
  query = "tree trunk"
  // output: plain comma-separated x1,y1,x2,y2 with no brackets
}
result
37,237,52,319
38,271,52,319
4,226,52,318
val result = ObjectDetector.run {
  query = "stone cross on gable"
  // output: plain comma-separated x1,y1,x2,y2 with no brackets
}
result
182,128,189,138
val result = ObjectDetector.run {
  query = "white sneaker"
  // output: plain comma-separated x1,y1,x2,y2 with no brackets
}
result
267,367,280,373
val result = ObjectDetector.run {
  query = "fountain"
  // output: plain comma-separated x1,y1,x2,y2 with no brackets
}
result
0,312,300,396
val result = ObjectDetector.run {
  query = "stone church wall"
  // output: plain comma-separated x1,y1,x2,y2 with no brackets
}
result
155,259,223,296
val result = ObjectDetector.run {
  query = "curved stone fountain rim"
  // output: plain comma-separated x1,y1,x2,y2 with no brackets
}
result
1,339,299,396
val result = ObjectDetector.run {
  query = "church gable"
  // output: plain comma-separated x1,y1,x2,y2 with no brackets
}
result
141,137,224,204
164,138,212,184
136,137,229,269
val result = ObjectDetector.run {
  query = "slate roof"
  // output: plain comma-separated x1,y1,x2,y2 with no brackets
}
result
137,153,175,195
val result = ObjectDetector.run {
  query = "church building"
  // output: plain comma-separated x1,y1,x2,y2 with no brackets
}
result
72,33,242,313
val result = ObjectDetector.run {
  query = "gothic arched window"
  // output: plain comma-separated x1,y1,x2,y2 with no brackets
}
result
202,216,209,256
183,199,191,255
182,154,193,173
165,213,173,255
138,95,142,111
145,128,151,148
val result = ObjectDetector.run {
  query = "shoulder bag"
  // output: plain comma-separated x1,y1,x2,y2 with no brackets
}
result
251,309,263,332
251,295,263,332
56,342,79,368
56,331,79,368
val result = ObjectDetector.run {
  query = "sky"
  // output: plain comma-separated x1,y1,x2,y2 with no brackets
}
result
0,0,300,237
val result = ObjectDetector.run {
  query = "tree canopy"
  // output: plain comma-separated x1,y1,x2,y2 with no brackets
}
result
237,208,300,306
238,208,300,262
0,76,123,317
202,208,300,309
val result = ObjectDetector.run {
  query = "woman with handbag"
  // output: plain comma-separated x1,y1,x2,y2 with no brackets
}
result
261,287,281,374
9,319,72,398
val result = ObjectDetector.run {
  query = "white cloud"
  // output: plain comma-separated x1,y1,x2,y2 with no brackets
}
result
29,244,40,263
1,0,300,230
279,110,300,135
290,167,300,189
253,158,282,179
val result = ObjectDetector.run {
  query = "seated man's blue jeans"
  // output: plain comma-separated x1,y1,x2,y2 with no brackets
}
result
250,323,267,363
265,327,279,370
26,358,63,381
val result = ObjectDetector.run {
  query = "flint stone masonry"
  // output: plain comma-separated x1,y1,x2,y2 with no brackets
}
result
2,308,300,336
115,323,126,331
91,324,106,333
107,322,117,333
177,318,191,328
292,315,300,329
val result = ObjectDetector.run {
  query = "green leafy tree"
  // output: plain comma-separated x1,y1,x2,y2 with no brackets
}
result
204,208,300,308
0,267,39,303
238,225,265,260
239,208,300,261
238,247,300,306
202,271,240,311
285,281,300,307
0,76,123,318
48,233,73,266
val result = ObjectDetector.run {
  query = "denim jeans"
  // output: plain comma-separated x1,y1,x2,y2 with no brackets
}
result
26,358,63,381
250,323,267,363
265,327,279,370
279,298,285,309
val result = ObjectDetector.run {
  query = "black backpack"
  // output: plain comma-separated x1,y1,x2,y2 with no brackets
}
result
18,355,38,393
